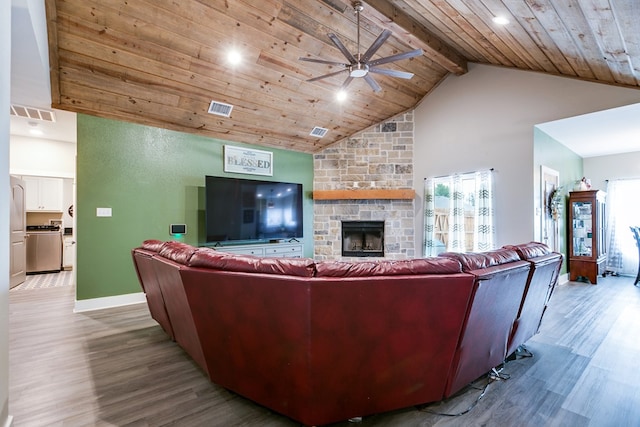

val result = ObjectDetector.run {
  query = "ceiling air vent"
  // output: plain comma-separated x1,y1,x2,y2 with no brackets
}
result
310,126,328,138
10,104,56,122
208,100,233,117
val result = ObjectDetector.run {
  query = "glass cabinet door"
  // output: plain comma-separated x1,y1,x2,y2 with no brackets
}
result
572,201,593,257
596,197,606,259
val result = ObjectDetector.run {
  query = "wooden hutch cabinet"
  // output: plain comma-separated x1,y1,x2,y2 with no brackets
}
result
568,190,607,284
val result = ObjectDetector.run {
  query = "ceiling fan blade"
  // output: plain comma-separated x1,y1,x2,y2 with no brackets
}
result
369,67,415,79
368,48,424,67
307,68,349,82
299,57,348,67
340,76,354,90
363,74,382,92
361,30,392,63
328,33,357,64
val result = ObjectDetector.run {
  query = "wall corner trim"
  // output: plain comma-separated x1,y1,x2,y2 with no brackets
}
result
74,292,145,313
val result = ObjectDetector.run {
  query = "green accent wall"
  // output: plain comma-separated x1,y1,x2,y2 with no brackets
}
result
533,127,583,273
77,114,314,300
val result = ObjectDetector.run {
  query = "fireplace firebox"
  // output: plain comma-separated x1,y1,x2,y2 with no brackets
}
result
341,221,384,257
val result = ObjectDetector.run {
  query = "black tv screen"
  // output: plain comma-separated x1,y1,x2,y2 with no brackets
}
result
205,175,304,244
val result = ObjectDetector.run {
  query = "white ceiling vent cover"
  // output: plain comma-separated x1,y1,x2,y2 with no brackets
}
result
10,104,56,122
310,126,328,138
208,100,233,117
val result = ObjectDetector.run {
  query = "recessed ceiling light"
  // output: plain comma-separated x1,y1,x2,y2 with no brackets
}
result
492,16,510,25
28,122,43,136
227,50,242,65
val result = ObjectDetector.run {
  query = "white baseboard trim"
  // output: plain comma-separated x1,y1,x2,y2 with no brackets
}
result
4,415,14,427
74,292,146,313
558,272,569,285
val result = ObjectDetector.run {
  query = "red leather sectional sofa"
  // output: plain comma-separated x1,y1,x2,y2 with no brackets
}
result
132,240,562,426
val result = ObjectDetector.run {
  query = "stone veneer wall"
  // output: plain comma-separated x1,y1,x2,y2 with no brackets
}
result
313,112,415,261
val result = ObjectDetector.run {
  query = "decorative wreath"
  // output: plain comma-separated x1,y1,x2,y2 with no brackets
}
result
548,187,564,219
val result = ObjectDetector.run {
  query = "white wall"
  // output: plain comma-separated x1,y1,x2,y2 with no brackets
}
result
413,63,640,255
584,151,640,191
10,134,75,178
1,1,11,425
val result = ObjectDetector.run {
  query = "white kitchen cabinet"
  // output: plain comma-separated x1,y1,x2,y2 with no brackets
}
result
24,176,64,212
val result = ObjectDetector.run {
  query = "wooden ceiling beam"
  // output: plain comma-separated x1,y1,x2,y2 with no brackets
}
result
361,0,468,75
45,0,61,106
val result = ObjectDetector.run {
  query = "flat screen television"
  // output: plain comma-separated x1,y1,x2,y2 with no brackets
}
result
205,175,304,244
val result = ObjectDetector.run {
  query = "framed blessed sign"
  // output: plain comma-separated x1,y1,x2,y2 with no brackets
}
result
223,145,273,176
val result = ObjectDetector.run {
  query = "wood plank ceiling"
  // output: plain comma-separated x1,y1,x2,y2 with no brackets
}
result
45,0,640,153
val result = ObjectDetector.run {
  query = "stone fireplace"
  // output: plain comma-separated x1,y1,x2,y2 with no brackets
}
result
342,221,384,257
313,111,415,261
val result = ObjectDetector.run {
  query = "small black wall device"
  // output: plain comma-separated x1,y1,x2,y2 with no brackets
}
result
170,224,187,235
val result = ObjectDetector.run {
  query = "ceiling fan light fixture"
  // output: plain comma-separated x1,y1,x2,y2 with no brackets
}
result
336,90,348,102
350,63,369,78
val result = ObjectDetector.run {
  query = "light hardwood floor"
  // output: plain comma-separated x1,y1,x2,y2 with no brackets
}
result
9,275,640,426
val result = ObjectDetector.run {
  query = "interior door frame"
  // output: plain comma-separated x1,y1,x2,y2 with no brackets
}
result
541,166,560,252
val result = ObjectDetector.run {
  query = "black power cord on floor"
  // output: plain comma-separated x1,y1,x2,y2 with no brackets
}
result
417,378,495,417
416,345,533,417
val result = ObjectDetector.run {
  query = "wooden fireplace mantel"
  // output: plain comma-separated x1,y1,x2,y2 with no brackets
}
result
312,189,415,200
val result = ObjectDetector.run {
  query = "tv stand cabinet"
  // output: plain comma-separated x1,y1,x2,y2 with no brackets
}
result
213,241,304,258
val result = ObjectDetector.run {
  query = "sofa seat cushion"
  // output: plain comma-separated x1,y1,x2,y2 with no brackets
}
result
439,248,520,272
189,248,316,277
314,257,462,277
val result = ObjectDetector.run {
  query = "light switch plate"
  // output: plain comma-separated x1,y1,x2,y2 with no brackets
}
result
96,207,112,217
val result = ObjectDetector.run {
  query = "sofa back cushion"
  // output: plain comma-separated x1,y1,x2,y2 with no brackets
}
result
141,239,165,253
314,257,462,277
439,248,520,272
189,248,316,277
503,241,551,260
158,241,200,265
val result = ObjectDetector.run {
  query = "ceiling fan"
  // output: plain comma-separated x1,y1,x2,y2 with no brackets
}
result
299,1,424,93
